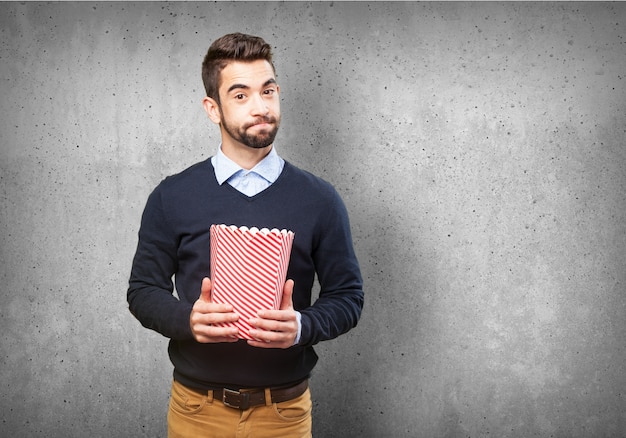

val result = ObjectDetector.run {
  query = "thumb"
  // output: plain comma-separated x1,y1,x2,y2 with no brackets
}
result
200,277,212,302
280,279,295,311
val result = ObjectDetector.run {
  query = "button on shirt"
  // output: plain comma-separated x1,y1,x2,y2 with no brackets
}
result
211,145,302,344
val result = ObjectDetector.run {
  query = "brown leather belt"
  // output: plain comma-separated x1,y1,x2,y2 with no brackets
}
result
191,379,308,410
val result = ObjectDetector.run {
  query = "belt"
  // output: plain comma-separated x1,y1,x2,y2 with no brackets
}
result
191,379,308,410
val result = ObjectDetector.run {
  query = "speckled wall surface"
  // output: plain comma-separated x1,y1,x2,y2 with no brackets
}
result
1,2,625,437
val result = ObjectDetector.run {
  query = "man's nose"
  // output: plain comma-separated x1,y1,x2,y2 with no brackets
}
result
250,94,269,115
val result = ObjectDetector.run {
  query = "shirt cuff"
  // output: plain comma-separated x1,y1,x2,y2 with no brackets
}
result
294,311,302,345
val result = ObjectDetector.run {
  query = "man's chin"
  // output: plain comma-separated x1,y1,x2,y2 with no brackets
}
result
242,131,278,149
241,136,274,149
246,141,274,149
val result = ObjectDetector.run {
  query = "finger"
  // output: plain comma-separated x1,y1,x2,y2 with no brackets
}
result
249,317,283,332
192,317,240,342
196,328,240,344
204,309,239,325
247,331,290,349
279,279,294,311
200,277,212,302
247,339,276,348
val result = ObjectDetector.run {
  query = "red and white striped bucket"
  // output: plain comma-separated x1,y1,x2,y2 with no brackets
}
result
210,224,295,340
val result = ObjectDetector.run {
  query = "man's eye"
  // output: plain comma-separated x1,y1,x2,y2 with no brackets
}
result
264,89,275,95
235,94,245,100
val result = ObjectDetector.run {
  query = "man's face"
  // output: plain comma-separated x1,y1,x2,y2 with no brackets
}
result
212,60,281,150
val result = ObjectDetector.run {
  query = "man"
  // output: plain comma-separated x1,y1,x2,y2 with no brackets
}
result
127,33,364,437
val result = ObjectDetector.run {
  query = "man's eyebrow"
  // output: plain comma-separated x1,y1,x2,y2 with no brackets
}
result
227,83,249,94
227,78,277,94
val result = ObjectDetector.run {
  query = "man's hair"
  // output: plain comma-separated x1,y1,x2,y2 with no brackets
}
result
202,33,275,103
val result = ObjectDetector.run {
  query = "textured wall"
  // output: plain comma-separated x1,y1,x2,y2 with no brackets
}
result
1,2,625,437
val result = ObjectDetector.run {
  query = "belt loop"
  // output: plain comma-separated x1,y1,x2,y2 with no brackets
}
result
264,387,272,406
207,389,214,404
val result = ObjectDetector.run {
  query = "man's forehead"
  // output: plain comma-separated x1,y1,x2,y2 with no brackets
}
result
220,60,276,90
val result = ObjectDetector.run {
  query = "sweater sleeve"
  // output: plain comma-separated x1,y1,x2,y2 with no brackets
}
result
298,188,364,347
127,185,194,340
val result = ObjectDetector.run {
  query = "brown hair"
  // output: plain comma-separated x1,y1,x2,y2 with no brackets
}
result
201,33,275,103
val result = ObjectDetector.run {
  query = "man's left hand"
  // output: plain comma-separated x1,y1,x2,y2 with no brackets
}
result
247,279,298,349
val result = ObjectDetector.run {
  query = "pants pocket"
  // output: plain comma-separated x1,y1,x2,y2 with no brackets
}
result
272,388,312,422
169,380,208,416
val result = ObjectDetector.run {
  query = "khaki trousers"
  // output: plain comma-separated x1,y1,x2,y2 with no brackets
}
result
167,380,312,438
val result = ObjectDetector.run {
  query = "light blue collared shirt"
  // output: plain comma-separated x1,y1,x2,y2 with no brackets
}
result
211,145,301,345
211,145,284,197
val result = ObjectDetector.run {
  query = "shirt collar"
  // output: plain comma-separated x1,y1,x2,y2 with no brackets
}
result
212,145,284,185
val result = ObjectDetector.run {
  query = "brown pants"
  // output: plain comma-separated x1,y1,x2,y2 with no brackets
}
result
167,380,312,438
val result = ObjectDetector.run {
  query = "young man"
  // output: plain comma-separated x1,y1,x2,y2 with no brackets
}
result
127,33,364,437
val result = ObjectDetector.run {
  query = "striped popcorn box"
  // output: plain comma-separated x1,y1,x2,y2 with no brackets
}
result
210,224,295,341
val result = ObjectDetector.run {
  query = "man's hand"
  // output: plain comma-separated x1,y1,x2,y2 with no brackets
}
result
247,279,299,349
190,277,240,343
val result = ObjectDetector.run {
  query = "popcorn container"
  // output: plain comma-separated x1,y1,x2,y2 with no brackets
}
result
209,224,295,340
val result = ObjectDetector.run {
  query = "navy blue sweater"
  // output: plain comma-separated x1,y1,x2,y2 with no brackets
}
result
127,159,364,389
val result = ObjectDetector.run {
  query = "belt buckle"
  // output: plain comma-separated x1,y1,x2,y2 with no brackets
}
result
222,388,249,410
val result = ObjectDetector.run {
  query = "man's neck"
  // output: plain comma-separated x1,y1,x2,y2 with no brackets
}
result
221,141,272,170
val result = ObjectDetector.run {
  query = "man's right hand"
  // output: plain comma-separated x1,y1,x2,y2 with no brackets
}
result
190,277,240,343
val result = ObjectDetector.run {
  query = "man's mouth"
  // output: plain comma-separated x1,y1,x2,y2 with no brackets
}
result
247,118,275,129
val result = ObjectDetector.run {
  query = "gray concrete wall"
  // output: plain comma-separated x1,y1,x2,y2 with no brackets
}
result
1,2,625,437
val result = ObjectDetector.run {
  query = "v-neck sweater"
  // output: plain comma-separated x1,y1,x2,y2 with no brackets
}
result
128,158,364,389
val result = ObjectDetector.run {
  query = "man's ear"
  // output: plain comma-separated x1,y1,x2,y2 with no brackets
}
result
202,96,221,124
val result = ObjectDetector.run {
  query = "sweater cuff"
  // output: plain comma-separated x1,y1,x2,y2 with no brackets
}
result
172,303,195,340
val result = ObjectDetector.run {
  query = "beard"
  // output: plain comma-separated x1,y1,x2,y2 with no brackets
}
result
221,114,280,150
